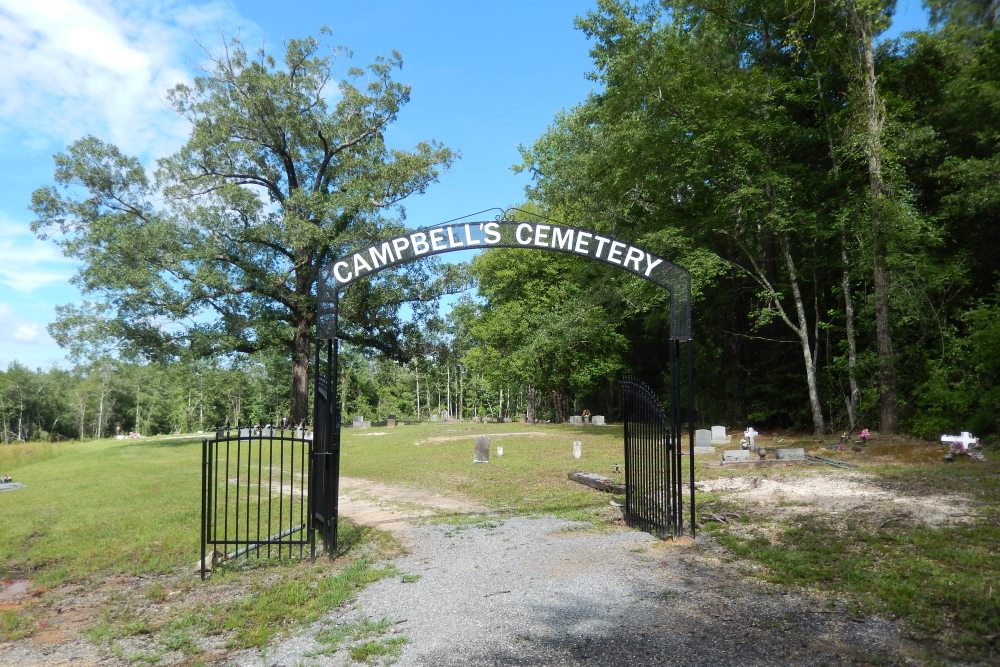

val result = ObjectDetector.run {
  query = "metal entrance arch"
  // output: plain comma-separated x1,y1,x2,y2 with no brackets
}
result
313,212,694,551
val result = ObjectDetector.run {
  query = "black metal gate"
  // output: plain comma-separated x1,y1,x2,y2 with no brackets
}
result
622,375,684,537
200,424,315,578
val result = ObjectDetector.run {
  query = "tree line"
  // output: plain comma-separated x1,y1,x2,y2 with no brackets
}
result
470,0,1000,438
23,1,1000,442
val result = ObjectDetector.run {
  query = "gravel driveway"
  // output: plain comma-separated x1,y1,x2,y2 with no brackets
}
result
231,515,920,666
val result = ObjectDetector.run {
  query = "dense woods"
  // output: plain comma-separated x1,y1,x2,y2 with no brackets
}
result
9,1,999,443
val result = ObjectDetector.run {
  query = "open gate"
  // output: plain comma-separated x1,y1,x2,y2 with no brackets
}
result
622,375,685,537
200,424,315,578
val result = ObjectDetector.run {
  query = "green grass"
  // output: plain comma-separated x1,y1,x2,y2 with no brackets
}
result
340,421,649,522
311,617,407,664
710,459,1000,662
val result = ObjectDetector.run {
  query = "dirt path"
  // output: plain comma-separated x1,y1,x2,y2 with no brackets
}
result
336,476,486,535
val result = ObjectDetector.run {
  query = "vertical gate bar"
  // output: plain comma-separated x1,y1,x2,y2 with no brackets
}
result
267,428,274,558
670,340,678,534
201,437,207,579
288,420,295,556
623,379,631,525
246,431,253,555
278,432,284,558
678,340,684,534
299,425,306,559
258,429,265,556
329,296,341,554
687,341,696,538
237,428,244,554
311,337,320,560
213,428,221,545
223,430,231,555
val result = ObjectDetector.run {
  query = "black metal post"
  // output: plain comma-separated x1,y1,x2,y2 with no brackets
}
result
329,292,341,554
687,340,696,538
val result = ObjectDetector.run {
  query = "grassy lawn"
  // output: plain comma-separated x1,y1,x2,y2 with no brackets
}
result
339,421,635,520
2,424,997,663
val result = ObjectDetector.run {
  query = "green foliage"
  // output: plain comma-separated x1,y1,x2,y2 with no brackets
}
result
31,29,458,422
913,286,1000,437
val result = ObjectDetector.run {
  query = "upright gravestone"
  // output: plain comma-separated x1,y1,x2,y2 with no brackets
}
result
440,409,451,423
711,425,730,445
352,415,370,429
474,436,490,463
592,415,606,426
694,428,716,455
569,415,584,425
573,441,582,459
386,415,397,428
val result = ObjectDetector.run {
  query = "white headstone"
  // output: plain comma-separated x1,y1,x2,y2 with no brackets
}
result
573,441,582,459
722,449,750,462
743,427,759,448
941,431,978,450
695,429,712,448
496,445,504,457
711,426,730,445
592,415,606,426
569,415,583,425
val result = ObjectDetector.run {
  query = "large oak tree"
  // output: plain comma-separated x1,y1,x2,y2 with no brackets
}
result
32,32,456,423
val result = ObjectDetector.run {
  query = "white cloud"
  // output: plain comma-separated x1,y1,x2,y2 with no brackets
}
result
11,322,42,343
0,219,74,292
0,0,259,159
0,303,63,369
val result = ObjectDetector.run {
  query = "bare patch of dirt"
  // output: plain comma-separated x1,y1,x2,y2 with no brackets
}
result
337,476,486,536
696,471,976,526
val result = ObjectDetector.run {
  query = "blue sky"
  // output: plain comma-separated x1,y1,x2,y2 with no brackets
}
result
0,0,928,370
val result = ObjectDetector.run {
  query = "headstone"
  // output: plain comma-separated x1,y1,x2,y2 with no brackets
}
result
592,415,606,426
352,415,370,429
743,427,759,449
567,471,625,494
711,426,730,445
386,416,397,428
569,415,583,425
496,445,504,456
941,431,978,451
776,447,805,460
440,409,451,423
573,441,582,459
722,449,751,462
430,413,439,422
474,436,490,463
695,429,713,448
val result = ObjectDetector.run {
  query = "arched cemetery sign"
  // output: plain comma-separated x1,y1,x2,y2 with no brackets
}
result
311,215,694,554
200,214,696,573
318,218,691,341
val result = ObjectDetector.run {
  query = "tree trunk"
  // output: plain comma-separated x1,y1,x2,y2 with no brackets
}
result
780,236,825,435
290,321,311,426
846,0,897,433
841,240,861,430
